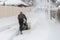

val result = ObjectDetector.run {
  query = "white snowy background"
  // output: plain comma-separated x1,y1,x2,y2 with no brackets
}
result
0,0,60,40
0,0,28,6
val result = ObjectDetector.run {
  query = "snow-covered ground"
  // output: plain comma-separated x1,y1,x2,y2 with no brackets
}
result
0,16,18,32
0,0,60,40
0,7,60,40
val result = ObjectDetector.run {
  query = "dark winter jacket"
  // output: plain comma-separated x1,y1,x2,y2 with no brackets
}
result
18,12,27,20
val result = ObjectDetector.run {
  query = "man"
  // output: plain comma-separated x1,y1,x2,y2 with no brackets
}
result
18,12,28,34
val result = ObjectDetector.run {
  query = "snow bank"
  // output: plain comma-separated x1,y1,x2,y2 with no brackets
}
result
5,0,28,6
0,0,5,5
0,0,28,6
0,1,3,6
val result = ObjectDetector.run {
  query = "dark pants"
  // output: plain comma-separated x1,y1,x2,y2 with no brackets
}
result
18,18,28,33
18,18,24,32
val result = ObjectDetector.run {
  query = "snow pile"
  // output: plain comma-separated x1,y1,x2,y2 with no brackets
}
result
0,0,28,6
0,0,5,5
0,2,3,6
5,0,28,6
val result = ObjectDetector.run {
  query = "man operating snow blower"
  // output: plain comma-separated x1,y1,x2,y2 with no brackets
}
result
18,12,30,34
